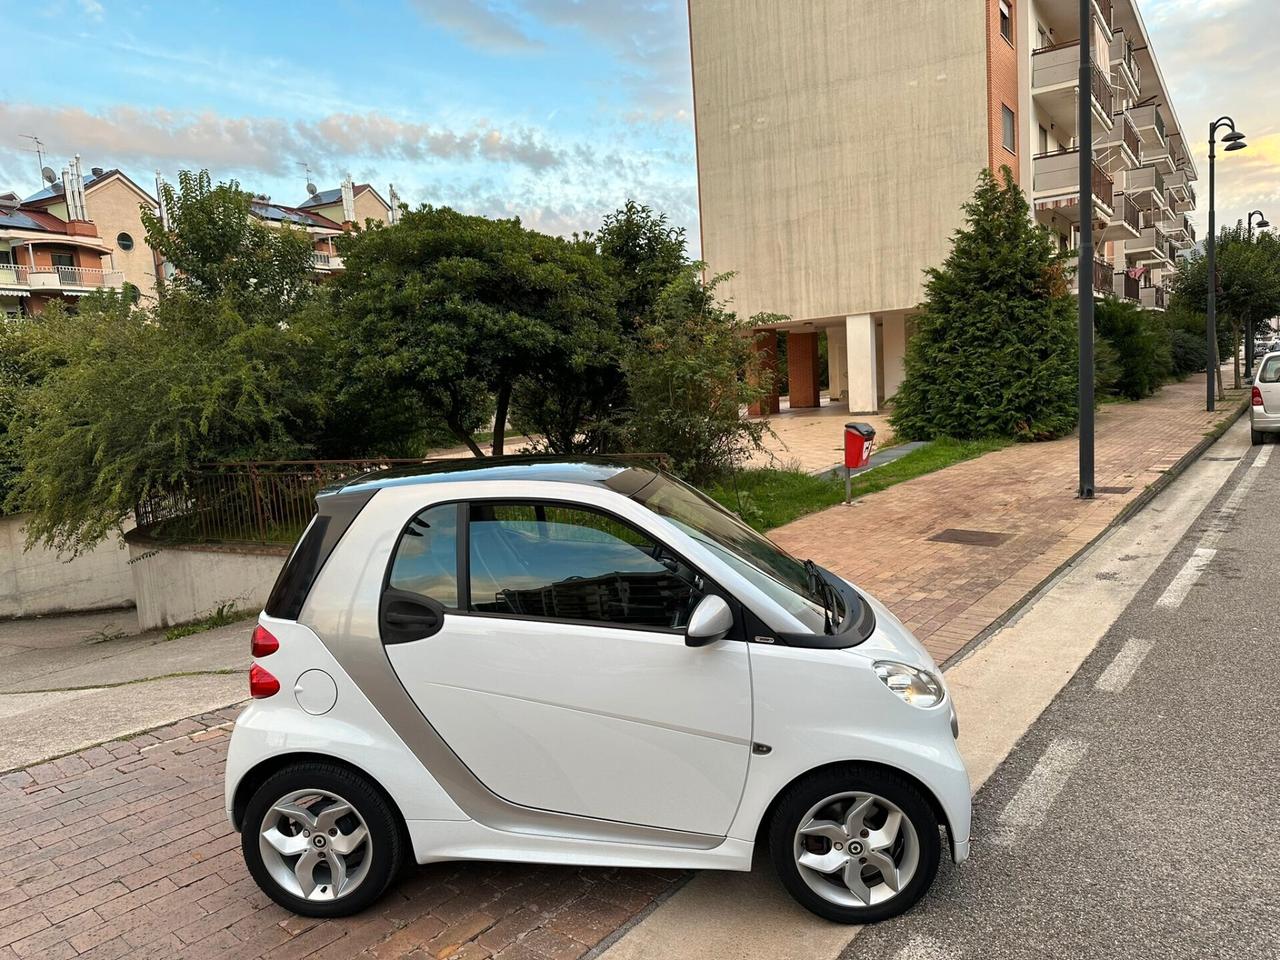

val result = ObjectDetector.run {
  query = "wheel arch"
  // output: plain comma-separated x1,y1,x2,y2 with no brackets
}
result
752,759,958,858
231,751,410,836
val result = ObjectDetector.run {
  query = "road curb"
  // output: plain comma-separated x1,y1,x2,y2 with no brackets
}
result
941,396,1249,671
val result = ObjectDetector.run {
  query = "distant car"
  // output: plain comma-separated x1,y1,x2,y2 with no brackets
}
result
225,458,970,924
1252,352,1280,444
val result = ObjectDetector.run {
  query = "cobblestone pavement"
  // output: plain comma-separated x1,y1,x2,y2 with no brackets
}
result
0,709,682,960
772,376,1246,663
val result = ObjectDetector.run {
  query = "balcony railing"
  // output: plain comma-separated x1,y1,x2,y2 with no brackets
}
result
1032,148,1114,210
1140,285,1167,310
1110,32,1141,93
1125,165,1165,198
1119,271,1140,302
1092,258,1115,296
1103,112,1140,160
311,252,345,271
1032,43,1113,114
1128,104,1167,144
1115,194,1141,234
0,264,125,291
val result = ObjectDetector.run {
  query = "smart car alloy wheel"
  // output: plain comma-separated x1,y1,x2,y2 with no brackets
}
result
258,788,372,902
792,791,919,908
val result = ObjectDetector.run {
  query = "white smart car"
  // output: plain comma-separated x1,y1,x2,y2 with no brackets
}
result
226,458,970,924
1253,352,1280,444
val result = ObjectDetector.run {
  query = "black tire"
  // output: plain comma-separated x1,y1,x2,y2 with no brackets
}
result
768,765,942,924
241,760,406,918
1252,428,1264,445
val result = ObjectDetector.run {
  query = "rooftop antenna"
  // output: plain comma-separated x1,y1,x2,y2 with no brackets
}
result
20,135,54,185
297,161,318,197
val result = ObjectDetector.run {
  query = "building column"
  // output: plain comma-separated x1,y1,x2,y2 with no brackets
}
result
786,331,821,408
846,314,879,413
880,313,908,403
826,324,848,403
747,329,781,416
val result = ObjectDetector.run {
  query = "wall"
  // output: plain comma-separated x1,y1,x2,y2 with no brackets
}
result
986,0,1021,181
0,514,134,618
690,0,990,325
127,539,287,631
353,190,389,225
84,177,158,301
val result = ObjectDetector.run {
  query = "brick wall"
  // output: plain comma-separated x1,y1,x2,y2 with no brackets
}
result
986,0,1021,181
787,331,821,409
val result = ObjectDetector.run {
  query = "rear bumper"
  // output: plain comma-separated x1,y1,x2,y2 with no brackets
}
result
1251,408,1280,432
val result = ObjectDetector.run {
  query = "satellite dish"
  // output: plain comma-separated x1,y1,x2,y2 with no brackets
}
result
306,182,318,196
41,166,56,184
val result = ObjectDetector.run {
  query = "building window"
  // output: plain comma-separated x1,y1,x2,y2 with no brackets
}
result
1038,125,1049,155
51,252,75,268
116,232,134,251
1002,105,1017,154
999,1,1013,43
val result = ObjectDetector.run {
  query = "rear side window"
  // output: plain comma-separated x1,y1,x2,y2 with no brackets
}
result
467,503,701,629
1260,356,1280,383
388,504,459,608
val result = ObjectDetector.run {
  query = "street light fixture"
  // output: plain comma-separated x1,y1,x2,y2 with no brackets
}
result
1205,117,1247,411
1246,209,1270,377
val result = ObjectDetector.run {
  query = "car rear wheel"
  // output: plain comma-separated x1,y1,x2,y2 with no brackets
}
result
1252,428,1265,445
768,765,941,924
242,761,405,917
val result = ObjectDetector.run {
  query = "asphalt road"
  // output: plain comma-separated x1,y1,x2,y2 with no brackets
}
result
847,437,1280,959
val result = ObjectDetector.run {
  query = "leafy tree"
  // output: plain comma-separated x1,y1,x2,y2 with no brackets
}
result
329,206,617,457
1094,297,1171,400
591,200,688,330
1167,223,1280,389
5,293,322,553
623,268,771,483
891,168,1078,441
142,169,315,321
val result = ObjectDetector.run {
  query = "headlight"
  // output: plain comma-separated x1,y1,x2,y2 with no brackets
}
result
874,661,945,708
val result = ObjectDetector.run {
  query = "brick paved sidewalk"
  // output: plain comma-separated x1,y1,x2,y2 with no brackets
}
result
0,712,681,960
771,376,1246,663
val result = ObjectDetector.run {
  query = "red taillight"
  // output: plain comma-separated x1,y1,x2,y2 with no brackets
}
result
249,663,280,699
1253,386,1264,407
251,625,279,657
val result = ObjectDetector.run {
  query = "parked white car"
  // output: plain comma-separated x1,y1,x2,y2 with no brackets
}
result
225,459,970,924
1252,352,1280,444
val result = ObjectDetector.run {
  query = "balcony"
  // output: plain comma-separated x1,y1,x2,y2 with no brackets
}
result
1128,225,1173,265
311,252,345,272
1127,104,1167,149
1032,42,1114,136
1139,139,1175,175
1102,193,1141,241
1110,31,1141,100
1033,149,1115,224
1073,258,1115,298
0,264,124,294
1117,270,1140,302
1166,214,1196,249
1124,167,1169,220
1167,171,1197,213
1139,284,1167,311
1097,112,1140,172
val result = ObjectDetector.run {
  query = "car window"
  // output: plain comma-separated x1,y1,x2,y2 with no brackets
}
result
467,502,702,629
388,504,459,607
1259,356,1280,384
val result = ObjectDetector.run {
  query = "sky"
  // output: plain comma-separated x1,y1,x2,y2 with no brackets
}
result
2,0,1276,255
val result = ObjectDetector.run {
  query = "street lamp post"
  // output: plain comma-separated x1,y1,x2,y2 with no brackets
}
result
1077,0,1095,499
1246,209,1270,378
1205,117,1247,411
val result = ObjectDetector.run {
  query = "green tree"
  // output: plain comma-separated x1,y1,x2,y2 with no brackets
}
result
142,170,315,321
623,268,771,483
329,206,617,457
591,200,689,330
5,293,322,553
891,168,1078,441
1094,297,1171,400
1167,223,1280,389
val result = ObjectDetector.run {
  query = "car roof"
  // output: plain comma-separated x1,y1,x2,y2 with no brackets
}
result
325,455,665,500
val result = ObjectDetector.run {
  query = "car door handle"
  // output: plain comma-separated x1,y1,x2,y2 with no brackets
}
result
385,611,439,627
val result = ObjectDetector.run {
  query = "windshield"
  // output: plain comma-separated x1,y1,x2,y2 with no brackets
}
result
634,474,841,634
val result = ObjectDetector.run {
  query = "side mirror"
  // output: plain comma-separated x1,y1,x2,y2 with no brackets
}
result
686,594,733,647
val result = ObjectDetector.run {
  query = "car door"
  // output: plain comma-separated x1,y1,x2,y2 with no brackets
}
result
1257,354,1280,413
380,499,753,837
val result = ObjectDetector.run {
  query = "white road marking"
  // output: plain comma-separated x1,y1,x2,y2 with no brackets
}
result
892,935,954,960
1155,444,1272,609
1095,636,1157,692
998,738,1088,829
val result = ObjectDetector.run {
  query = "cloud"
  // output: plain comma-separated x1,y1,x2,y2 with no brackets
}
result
410,0,542,52
0,102,567,178
78,0,104,18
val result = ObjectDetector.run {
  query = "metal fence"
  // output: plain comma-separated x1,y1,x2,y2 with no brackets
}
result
134,459,424,546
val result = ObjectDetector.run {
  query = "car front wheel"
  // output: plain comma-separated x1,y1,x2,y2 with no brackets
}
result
769,765,942,924
241,760,405,917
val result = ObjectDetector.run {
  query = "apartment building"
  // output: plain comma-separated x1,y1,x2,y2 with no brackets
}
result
689,0,1196,414
249,179,394,272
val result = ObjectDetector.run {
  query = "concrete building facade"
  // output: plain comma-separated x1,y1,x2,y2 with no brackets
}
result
689,0,1196,413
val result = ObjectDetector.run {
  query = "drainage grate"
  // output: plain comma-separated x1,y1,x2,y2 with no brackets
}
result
1095,485,1133,494
1203,456,1240,462
928,528,1011,547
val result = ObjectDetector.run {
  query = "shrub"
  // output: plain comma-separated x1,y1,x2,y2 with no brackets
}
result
891,168,1078,442
1095,297,1171,400
622,268,770,484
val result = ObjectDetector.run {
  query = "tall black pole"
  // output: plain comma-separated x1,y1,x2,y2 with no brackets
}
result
1206,125,1217,412
1077,0,1095,499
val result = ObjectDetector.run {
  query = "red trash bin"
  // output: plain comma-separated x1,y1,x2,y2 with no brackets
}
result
844,422,876,470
